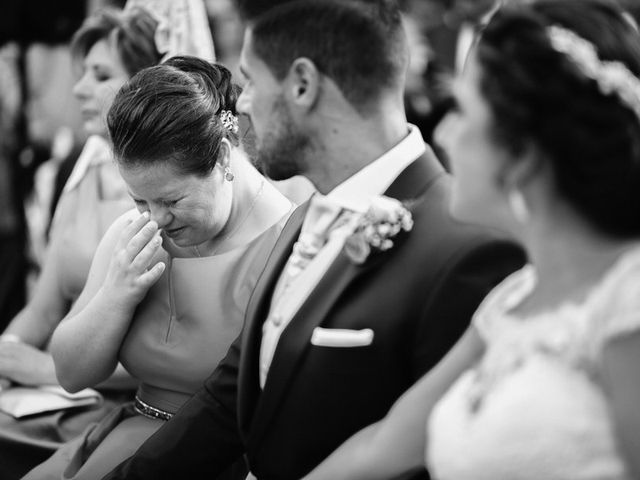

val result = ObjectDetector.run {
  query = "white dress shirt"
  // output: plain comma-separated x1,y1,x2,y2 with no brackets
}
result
258,125,427,387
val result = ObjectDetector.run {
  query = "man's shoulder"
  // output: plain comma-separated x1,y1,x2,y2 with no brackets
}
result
404,183,523,261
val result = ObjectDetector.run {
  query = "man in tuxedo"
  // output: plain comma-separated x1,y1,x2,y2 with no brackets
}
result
105,1,525,479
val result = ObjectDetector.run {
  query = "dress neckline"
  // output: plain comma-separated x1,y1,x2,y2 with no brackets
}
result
488,243,640,324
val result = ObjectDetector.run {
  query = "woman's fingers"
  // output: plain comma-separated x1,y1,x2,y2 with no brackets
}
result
124,219,159,264
130,233,163,272
117,212,151,251
136,262,166,289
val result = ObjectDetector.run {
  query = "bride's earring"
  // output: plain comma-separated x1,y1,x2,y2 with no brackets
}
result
508,189,529,224
224,166,234,182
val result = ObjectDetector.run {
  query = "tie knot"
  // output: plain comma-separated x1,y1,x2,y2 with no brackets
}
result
289,194,344,268
302,194,344,237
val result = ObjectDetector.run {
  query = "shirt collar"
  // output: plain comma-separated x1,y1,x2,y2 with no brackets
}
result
63,135,112,193
327,125,426,212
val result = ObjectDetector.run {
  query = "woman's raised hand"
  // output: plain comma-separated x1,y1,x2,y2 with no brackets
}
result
101,212,166,312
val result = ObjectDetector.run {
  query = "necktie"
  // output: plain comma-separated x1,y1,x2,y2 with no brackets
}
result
270,194,344,324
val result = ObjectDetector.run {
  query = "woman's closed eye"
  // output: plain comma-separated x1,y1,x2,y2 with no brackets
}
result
162,199,180,208
92,67,113,82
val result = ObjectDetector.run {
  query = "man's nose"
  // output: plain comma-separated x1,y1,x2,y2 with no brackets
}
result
236,90,250,117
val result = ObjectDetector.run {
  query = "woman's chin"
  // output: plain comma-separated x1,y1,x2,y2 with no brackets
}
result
82,121,107,137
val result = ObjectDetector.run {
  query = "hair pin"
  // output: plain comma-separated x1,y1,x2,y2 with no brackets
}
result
220,110,239,134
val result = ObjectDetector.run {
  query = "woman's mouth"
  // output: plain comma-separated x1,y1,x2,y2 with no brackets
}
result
81,108,99,120
164,226,185,238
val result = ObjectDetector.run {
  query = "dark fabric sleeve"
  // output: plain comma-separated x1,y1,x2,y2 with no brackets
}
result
102,334,245,480
411,239,526,378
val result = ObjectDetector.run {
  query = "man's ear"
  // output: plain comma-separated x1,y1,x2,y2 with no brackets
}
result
286,57,320,109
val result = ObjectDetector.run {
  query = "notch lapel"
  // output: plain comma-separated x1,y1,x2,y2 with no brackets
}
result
246,150,446,448
237,202,309,436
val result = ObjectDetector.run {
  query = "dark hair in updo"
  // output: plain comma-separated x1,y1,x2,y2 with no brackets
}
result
476,0,640,238
107,56,241,177
70,7,161,77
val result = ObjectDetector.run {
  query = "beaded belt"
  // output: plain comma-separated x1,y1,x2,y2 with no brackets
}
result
133,395,174,422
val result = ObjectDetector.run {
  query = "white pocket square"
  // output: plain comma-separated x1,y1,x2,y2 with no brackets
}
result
310,327,374,347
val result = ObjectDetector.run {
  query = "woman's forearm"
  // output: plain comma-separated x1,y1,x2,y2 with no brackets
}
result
302,421,415,480
3,306,60,348
302,327,484,480
4,229,73,347
51,287,136,392
0,341,59,385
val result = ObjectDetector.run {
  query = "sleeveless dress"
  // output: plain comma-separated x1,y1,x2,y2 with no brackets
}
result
426,246,640,480
23,209,290,480
0,136,134,480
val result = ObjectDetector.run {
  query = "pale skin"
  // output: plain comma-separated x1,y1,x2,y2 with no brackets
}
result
302,52,640,480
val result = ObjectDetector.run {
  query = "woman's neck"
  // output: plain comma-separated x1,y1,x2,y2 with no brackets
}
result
197,153,291,257
515,213,635,315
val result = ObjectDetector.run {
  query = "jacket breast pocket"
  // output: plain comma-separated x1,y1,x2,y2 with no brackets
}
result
310,327,374,347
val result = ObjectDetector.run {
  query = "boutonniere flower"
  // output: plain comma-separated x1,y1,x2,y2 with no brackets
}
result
344,196,413,264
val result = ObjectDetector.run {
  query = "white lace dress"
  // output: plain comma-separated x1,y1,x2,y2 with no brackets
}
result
426,247,640,480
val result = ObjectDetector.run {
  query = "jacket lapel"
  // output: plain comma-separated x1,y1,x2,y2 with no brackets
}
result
237,202,309,436
246,150,445,447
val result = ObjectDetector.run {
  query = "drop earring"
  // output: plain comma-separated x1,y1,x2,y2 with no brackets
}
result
224,166,234,182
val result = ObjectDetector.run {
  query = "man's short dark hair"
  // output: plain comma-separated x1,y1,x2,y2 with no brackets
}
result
235,0,293,20
250,0,408,109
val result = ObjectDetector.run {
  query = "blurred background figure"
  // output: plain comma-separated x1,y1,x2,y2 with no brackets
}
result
1,0,127,305
0,45,28,328
398,0,504,171
206,0,244,79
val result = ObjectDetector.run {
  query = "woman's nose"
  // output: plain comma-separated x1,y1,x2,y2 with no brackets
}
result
72,73,91,100
149,205,173,228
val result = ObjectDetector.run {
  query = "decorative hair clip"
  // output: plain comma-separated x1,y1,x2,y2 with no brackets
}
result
547,25,640,120
220,110,239,134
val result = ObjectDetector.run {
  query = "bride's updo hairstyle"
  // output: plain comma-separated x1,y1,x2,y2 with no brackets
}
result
475,0,640,237
107,55,241,177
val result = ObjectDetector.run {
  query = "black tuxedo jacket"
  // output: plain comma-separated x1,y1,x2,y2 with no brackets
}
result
104,150,526,480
